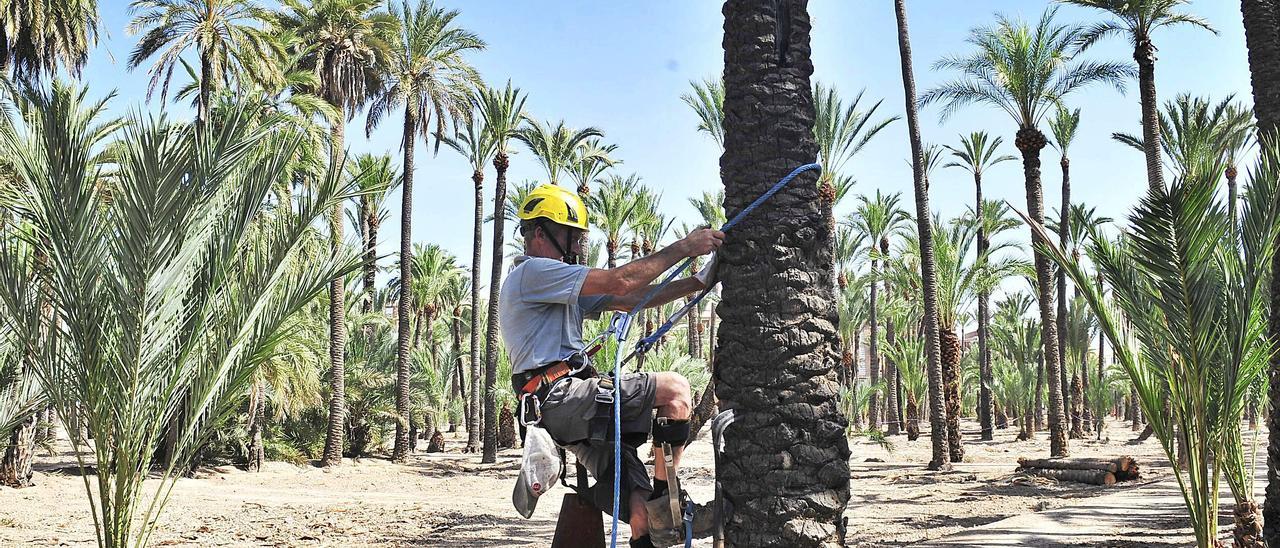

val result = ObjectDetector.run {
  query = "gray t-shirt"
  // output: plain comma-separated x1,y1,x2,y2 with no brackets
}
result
499,256,611,374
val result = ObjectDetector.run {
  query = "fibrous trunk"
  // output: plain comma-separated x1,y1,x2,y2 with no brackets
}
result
482,152,510,463
467,171,485,452
718,2,849,544
0,412,35,487
1016,126,1068,457
322,123,348,467
1242,1,1280,542
940,328,963,462
976,173,992,441
392,105,416,463
1135,39,1165,194
884,305,901,436
895,0,949,472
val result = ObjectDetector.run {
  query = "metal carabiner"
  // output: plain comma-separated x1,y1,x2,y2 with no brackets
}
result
519,393,542,427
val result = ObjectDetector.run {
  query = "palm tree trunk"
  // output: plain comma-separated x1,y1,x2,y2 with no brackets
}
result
885,308,901,436
0,411,35,487
1057,156,1072,438
895,0,949,471
686,296,699,358
482,151,510,464
467,170,484,452
868,256,880,430
975,175,993,441
199,50,213,125
1135,38,1165,193
1242,2,1280,541
321,123,348,467
246,381,265,472
719,2,849,543
940,327,964,462
606,239,618,269
451,315,464,432
361,195,378,313
1016,126,1068,457
1035,353,1045,431
392,106,416,463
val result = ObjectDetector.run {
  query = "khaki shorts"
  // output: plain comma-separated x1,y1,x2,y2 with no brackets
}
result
525,371,658,520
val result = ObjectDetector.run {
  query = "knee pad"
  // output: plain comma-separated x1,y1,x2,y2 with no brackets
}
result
651,418,690,445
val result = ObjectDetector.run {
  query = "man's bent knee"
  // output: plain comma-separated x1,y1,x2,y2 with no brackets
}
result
653,373,691,420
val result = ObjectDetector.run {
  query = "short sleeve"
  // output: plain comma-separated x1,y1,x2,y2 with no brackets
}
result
579,295,612,320
518,258,591,305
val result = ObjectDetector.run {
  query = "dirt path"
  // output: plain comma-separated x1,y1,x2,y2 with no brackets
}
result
0,419,1231,547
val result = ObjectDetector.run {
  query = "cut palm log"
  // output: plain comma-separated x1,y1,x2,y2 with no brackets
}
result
1019,467,1116,485
1017,456,1133,474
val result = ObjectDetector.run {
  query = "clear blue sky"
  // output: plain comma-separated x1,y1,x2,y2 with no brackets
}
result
81,1,1251,286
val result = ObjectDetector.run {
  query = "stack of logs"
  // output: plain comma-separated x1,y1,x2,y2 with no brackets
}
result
1016,456,1140,486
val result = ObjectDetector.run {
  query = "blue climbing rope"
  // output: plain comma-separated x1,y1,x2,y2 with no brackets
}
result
606,162,820,547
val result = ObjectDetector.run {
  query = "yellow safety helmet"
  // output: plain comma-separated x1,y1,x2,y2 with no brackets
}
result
517,184,589,231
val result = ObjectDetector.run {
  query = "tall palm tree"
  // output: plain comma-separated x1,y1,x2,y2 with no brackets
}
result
894,0,949,470
943,131,1015,441
127,0,278,122
564,137,617,261
1221,103,1255,229
1062,0,1214,193
476,81,526,462
719,1,848,542
565,137,618,197
363,0,483,463
848,191,908,432
0,0,99,82
681,77,725,150
438,105,494,444
515,117,602,187
1113,94,1244,179
921,7,1133,457
1048,105,1081,438
346,153,400,311
1241,3,1280,540
813,82,898,209
588,173,641,268
274,0,394,468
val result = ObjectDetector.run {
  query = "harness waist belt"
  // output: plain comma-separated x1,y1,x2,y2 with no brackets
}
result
519,361,573,395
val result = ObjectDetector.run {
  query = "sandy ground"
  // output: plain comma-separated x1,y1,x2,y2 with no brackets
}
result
0,418,1223,547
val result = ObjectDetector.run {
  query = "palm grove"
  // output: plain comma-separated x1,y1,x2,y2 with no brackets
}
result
0,1,1279,548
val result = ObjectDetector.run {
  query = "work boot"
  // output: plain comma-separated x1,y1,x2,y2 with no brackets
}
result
644,492,715,547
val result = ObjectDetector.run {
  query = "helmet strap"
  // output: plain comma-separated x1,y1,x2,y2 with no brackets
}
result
538,220,580,264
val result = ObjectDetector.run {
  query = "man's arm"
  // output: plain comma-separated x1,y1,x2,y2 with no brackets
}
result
604,277,705,312
580,228,722,297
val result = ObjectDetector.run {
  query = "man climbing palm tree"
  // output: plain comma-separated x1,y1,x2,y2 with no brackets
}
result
501,184,721,547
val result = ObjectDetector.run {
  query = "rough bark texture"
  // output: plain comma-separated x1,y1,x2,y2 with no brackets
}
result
1057,156,1071,436
717,2,850,544
884,291,901,436
322,123,348,467
1234,499,1264,548
1016,126,1068,457
1069,374,1084,440
868,255,881,431
361,193,377,312
467,169,484,452
1035,354,1045,431
0,412,35,487
1135,39,1165,194
1019,467,1115,486
392,106,416,463
497,406,517,449
975,174,993,441
895,0,949,472
940,328,964,462
482,152,510,464
1242,2,1280,543
905,395,920,441
246,383,265,472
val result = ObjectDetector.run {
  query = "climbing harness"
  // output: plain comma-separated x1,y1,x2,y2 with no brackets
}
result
605,163,822,548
